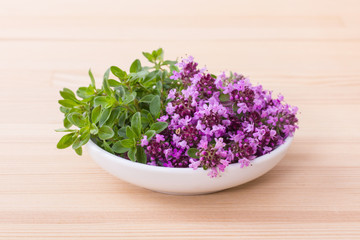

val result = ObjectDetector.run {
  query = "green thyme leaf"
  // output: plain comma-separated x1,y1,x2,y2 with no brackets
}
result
187,148,199,159
131,112,141,137
150,121,168,133
105,107,121,127
88,69,96,88
149,95,160,117
112,141,130,153
72,131,90,150
63,117,72,128
98,125,114,140
55,128,76,132
144,130,156,140
102,68,112,96
60,88,77,101
117,126,127,138
58,99,78,108
75,146,82,155
128,147,137,161
130,59,142,73
68,112,87,128
108,79,122,87
91,105,101,124
136,146,147,164
118,111,127,127
156,48,164,61
77,86,95,99
57,132,76,149
139,94,155,103
60,106,69,114
142,52,154,63
126,126,137,139
94,96,114,108
99,108,112,127
120,139,134,148
123,92,136,104
110,66,127,80
90,123,98,134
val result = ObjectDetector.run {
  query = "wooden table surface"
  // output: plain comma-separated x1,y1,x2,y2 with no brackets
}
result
1,0,360,239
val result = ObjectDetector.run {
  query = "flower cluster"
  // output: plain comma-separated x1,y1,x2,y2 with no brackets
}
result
142,56,298,177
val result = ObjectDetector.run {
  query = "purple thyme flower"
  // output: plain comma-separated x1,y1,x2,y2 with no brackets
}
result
146,56,298,177
141,135,149,147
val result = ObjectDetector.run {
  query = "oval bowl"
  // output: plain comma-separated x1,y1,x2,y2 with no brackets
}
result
86,137,293,195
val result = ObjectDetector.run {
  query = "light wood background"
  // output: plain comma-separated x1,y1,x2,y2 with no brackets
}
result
1,0,359,239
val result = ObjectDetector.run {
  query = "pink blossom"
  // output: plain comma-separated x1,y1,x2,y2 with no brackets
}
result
167,89,177,99
141,135,148,147
170,71,181,80
214,138,226,150
198,138,208,149
155,134,165,143
157,115,169,122
189,158,201,170
179,140,188,149
166,102,176,115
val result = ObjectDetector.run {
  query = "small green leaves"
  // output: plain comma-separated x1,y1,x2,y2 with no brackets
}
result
139,94,155,103
99,107,112,127
77,86,95,99
90,123,98,134
136,146,147,164
56,48,178,161
126,126,137,139
144,130,156,140
187,148,200,159
150,121,168,133
118,111,127,127
63,117,72,129
131,112,141,137
142,52,154,63
155,48,164,61
127,147,137,161
72,131,90,150
68,112,87,128
55,128,76,132
120,139,135,148
130,59,142,73
91,105,101,124
98,125,114,140
112,141,130,153
123,92,136,104
117,126,127,138
75,147,82,156
105,107,121,127
60,88,77,101
102,68,112,96
150,95,160,117
58,99,78,108
108,79,122,87
94,96,114,108
110,66,127,80
88,69,96,88
57,133,76,149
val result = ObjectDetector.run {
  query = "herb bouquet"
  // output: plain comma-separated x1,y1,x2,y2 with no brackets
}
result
57,49,298,178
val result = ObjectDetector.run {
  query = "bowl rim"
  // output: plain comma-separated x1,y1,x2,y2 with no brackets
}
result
87,136,293,173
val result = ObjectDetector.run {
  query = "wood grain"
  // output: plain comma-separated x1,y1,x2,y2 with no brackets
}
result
0,0,359,239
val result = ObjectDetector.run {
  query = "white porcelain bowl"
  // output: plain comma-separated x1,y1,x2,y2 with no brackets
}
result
86,137,293,195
